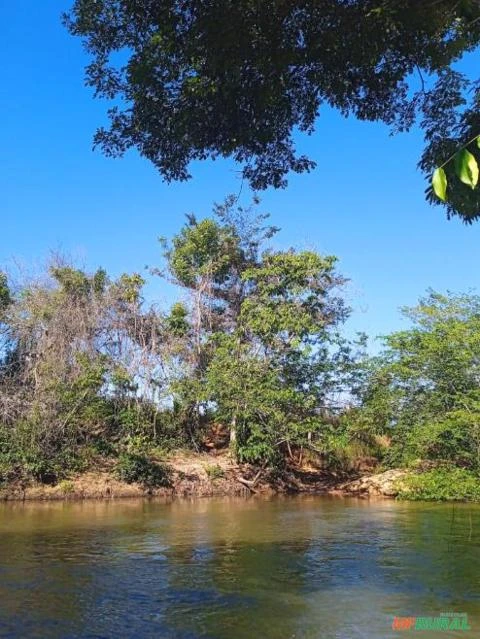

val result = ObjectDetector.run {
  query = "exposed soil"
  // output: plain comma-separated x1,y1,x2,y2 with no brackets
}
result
0,450,368,501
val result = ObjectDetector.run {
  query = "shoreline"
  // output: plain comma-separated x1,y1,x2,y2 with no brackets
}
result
0,471,348,502
0,452,408,502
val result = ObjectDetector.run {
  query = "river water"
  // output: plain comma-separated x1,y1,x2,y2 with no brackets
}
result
0,495,479,638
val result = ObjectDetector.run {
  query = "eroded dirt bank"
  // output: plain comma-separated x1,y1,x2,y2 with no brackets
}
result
0,452,402,501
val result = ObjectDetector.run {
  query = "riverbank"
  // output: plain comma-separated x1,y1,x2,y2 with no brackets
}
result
0,450,366,501
3,451,479,502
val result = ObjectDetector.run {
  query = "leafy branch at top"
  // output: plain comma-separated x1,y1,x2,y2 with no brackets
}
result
432,135,480,202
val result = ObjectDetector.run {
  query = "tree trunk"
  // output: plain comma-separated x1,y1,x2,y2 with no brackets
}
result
230,416,237,446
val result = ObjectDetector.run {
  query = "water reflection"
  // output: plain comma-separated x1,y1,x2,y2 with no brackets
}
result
0,496,479,638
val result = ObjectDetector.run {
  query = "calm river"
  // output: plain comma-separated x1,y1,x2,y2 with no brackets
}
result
0,495,479,638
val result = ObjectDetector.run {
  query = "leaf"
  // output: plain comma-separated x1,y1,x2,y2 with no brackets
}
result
454,149,479,189
477,136,480,149
432,167,447,201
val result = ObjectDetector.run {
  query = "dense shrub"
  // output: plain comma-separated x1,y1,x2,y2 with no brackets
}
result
114,453,172,488
397,468,480,502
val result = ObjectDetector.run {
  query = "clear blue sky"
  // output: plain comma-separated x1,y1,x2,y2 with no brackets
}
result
2,2,480,349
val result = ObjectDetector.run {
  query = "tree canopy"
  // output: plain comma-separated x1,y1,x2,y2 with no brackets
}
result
65,0,480,220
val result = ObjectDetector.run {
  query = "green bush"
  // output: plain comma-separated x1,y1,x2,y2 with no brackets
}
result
114,405,190,452
22,449,87,485
397,468,480,502
0,454,17,486
114,452,172,487
0,420,88,485
58,480,75,494
385,416,480,471
23,459,62,485
90,437,116,457
205,464,225,480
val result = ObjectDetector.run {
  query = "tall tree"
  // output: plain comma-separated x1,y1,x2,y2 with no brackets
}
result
160,197,277,441
162,197,354,461
65,0,480,220
206,248,352,462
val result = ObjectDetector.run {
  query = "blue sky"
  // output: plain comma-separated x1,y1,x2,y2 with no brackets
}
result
2,2,480,350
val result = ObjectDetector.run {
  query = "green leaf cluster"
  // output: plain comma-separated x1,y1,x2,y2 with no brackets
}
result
65,1,480,219
432,137,480,204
